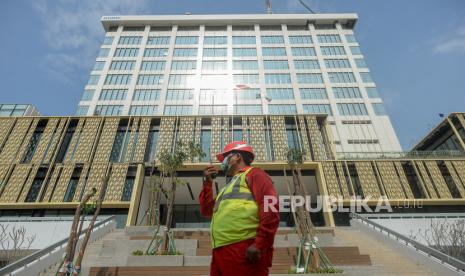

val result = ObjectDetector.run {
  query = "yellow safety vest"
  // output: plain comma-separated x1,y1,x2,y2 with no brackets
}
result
210,167,259,249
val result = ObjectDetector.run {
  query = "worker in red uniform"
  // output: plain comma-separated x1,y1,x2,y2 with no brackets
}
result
200,141,280,276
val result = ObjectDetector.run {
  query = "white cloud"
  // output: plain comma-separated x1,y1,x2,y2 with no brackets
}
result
433,25,465,54
32,0,153,83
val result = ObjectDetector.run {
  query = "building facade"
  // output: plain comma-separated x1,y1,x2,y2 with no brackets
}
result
77,14,401,154
0,104,40,117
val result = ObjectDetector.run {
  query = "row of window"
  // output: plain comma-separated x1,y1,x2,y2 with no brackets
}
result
78,102,386,116
106,34,356,46
98,45,363,58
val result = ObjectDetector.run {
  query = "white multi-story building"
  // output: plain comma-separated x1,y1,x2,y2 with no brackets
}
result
77,14,402,153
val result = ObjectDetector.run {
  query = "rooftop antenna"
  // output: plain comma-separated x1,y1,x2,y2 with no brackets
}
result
298,0,316,14
266,0,273,14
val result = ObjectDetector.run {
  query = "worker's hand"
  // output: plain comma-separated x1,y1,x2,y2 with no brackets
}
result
203,165,219,183
246,245,261,263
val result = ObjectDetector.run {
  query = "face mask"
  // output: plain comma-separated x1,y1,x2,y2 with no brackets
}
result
220,155,231,173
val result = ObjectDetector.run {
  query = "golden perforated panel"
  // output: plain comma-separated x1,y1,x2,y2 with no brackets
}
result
0,164,32,203
156,117,176,158
0,118,15,147
223,117,231,145
42,165,61,202
93,117,119,163
376,162,405,199
0,118,33,164
297,116,312,161
72,163,90,202
394,161,414,198
306,116,325,160
30,118,60,164
414,161,438,199
104,163,129,202
50,164,75,202
270,116,287,161
178,117,196,149
248,116,266,162
354,161,381,198
15,119,40,163
0,164,11,191
124,118,139,162
133,118,151,162
335,162,350,198
17,165,40,202
424,161,452,199
445,161,465,198
64,119,84,163
80,163,109,201
72,118,102,163
210,117,222,161
43,118,68,164
321,162,342,197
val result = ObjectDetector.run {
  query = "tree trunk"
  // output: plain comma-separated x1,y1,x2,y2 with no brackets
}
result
162,175,176,254
72,174,109,275
57,190,95,276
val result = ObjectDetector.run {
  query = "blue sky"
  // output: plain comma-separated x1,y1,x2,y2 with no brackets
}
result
0,0,464,149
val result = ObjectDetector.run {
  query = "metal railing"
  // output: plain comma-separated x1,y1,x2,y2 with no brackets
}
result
350,212,465,272
0,216,116,275
337,150,465,160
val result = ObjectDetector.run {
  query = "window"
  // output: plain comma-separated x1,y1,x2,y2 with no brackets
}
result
141,61,166,71
199,89,229,103
121,178,135,201
355,58,367,68
147,36,170,45
164,105,193,115
287,25,309,31
129,105,158,115
166,89,194,101
266,88,294,99
265,74,291,84
337,103,368,116
104,74,132,85
235,88,261,100
332,87,362,98
232,36,256,44
144,48,168,57
291,47,315,56
261,36,284,44
198,105,228,115
103,36,114,45
168,74,196,85
296,73,323,83
303,104,332,115
175,36,199,44
314,23,335,30
137,74,163,85
260,25,281,31
294,60,320,70
63,179,78,202
372,103,387,115
81,89,94,101
320,46,346,56
203,60,227,70
145,127,159,162
201,75,228,86
171,60,196,70
345,34,357,43
234,105,262,115
233,74,259,84
360,72,374,83
289,36,312,44
95,105,123,116
114,48,139,57
93,61,105,71
200,129,211,162
350,46,362,55
123,26,144,32
232,25,255,31
203,48,227,57
286,122,302,150
204,36,227,45
25,179,43,202
98,48,110,57
76,105,89,115
233,48,257,57
328,72,356,83
262,47,286,56
87,75,100,85
110,60,136,70
205,26,227,31
233,60,258,70
177,26,199,31
173,48,197,57
268,104,296,114
263,60,288,70
150,26,172,32
133,89,160,101
110,129,130,162
99,89,127,101
366,87,380,98
118,36,142,45
300,88,327,99
317,34,341,43
22,129,43,163
324,59,351,68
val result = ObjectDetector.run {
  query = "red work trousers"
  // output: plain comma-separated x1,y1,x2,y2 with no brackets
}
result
210,239,272,276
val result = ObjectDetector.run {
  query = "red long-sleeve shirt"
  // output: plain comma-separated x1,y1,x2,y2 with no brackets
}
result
199,166,280,251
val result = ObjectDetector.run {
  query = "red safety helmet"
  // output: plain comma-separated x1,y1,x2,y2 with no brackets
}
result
216,141,255,163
